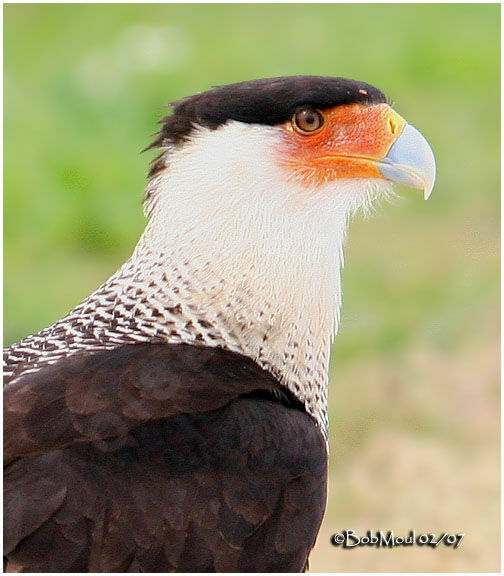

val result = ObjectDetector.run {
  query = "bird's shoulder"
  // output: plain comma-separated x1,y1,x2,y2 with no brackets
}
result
4,344,327,571
4,342,295,462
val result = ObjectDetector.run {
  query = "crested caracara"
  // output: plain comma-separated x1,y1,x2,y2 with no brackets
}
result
4,76,435,572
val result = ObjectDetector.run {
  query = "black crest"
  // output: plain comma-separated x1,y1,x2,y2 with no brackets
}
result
146,76,387,178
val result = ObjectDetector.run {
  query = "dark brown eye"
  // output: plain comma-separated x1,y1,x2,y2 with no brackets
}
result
292,108,324,133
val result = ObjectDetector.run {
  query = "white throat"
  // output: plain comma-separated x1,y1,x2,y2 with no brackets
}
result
133,122,391,435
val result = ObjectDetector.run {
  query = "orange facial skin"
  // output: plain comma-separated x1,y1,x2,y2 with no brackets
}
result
279,103,407,187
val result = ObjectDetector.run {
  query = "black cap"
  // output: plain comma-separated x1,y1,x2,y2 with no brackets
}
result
147,76,387,176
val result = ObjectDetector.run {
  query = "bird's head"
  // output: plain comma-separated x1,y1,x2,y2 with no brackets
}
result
145,76,435,220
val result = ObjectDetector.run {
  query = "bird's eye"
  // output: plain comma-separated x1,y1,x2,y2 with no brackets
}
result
292,108,324,134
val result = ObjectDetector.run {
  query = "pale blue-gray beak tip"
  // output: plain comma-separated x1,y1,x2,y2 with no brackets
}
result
379,124,436,200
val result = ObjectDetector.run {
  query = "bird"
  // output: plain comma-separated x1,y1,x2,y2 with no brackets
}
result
4,76,436,572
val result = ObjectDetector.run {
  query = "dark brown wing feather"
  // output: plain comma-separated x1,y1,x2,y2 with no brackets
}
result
4,344,327,572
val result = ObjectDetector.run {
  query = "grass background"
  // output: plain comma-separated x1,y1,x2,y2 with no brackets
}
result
4,3,500,572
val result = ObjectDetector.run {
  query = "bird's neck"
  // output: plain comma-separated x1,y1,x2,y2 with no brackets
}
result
117,155,352,434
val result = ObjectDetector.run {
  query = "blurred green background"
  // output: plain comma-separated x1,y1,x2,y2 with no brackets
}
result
4,3,500,572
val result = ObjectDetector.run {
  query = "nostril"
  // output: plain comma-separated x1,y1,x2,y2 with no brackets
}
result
389,118,397,135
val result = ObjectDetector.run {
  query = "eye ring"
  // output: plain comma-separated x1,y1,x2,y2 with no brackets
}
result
292,108,325,134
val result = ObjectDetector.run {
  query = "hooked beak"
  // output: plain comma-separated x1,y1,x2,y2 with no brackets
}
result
379,123,436,200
